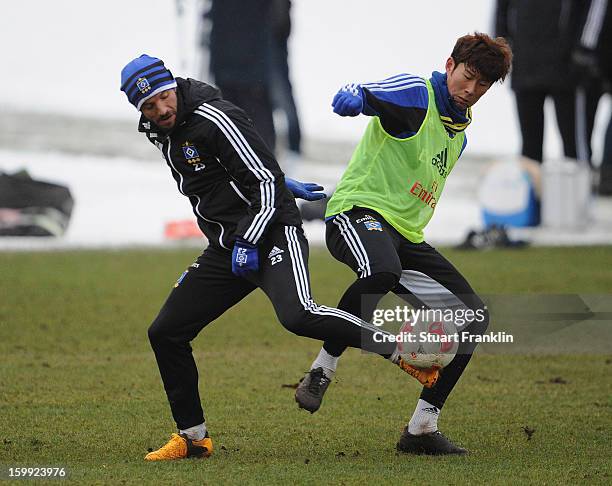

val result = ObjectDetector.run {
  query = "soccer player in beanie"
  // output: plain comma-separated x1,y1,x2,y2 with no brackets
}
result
120,55,446,461
295,33,512,455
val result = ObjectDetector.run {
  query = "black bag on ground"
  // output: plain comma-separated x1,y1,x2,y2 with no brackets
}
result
0,170,74,236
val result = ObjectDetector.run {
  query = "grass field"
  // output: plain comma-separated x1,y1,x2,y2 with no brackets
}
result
1,246,611,485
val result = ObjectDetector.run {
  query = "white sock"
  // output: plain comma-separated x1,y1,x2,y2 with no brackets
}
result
408,399,440,435
179,422,207,441
311,348,338,379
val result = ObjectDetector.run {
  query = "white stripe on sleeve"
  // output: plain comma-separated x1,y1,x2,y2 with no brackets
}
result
195,103,276,244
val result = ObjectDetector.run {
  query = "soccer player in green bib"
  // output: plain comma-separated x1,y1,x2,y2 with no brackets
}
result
295,33,512,455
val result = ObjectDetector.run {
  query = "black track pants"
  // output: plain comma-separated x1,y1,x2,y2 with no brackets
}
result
514,87,600,163
324,208,490,409
147,224,395,429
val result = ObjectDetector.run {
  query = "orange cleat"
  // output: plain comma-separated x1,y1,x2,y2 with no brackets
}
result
397,359,440,388
145,433,213,461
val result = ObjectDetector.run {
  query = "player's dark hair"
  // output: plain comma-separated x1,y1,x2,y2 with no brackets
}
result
451,32,512,83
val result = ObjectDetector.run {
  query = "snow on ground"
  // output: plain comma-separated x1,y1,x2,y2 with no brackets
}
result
1,148,611,251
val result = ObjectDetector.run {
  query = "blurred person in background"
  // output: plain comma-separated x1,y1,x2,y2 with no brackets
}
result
496,0,603,164
269,0,302,175
573,0,612,193
208,0,277,152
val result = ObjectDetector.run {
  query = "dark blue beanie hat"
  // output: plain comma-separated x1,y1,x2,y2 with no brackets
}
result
120,54,177,110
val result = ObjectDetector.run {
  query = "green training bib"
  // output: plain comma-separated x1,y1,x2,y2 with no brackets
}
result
326,80,466,243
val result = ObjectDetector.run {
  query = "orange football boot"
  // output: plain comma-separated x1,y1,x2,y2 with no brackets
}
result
397,359,440,388
145,433,213,461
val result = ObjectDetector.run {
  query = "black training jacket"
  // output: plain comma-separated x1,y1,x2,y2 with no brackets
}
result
138,77,302,250
495,0,589,91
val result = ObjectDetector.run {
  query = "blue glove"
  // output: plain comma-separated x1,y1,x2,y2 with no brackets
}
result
285,177,327,201
332,84,363,116
232,238,259,276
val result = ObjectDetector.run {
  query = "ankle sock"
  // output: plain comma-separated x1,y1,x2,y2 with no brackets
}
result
311,348,338,379
408,399,440,435
180,422,207,441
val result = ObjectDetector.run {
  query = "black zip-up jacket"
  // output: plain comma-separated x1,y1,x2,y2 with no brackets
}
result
138,77,302,250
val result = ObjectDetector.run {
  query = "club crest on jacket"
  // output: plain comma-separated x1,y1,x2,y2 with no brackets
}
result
182,141,205,171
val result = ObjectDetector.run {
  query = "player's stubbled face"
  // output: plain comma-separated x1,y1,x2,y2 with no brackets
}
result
445,58,492,110
140,89,178,129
